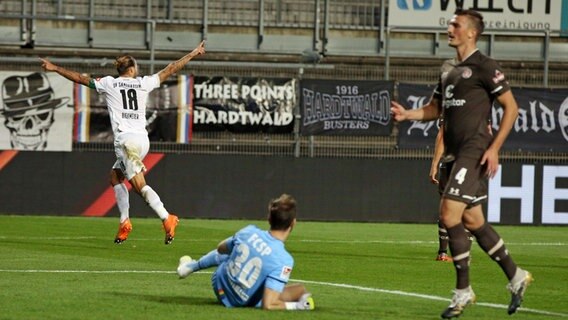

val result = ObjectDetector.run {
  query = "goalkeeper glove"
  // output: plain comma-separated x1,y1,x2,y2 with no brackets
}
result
286,293,315,310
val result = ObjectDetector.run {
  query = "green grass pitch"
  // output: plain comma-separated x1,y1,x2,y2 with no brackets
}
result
0,215,566,319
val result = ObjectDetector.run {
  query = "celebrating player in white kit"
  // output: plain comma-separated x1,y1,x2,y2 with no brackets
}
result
40,41,206,244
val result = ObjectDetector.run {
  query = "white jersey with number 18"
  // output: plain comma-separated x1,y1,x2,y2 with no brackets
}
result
94,75,160,137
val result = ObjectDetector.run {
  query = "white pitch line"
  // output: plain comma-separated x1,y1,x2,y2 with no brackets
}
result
0,269,566,318
0,236,565,246
298,239,567,246
0,269,176,274
293,279,568,318
0,236,99,240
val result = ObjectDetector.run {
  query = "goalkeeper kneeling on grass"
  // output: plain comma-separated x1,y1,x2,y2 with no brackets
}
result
176,194,315,311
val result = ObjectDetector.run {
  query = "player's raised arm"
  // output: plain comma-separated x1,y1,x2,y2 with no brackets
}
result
39,57,93,88
158,41,206,83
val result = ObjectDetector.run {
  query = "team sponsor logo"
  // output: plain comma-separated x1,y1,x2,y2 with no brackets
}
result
461,67,472,79
443,85,466,108
444,85,454,99
396,0,432,10
492,70,506,84
280,266,292,279
443,99,466,107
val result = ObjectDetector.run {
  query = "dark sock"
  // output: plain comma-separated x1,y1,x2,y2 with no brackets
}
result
446,223,472,289
438,220,449,254
465,229,473,241
471,223,517,280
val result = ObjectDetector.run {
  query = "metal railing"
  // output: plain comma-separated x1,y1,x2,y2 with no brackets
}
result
0,0,566,161
384,26,556,87
1,0,565,66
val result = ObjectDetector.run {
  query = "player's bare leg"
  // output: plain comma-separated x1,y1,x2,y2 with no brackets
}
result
130,172,178,244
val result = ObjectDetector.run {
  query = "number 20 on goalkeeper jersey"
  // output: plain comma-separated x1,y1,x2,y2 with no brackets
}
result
214,225,294,307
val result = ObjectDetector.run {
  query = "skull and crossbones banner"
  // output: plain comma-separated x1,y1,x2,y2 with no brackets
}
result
0,72,73,151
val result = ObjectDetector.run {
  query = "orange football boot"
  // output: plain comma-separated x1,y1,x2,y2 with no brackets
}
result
436,252,453,262
114,219,132,244
163,214,179,245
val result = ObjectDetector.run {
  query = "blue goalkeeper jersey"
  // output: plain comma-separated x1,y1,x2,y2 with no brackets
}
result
213,225,294,307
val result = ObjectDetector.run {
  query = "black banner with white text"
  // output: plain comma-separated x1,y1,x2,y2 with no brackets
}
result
300,79,394,136
396,84,568,152
396,83,439,149
493,87,568,152
192,77,295,133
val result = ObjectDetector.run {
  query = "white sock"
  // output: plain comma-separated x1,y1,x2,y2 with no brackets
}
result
140,185,169,220
456,286,472,293
511,268,525,283
113,183,130,223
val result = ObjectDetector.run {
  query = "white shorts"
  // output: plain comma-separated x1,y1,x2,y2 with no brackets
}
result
112,132,149,180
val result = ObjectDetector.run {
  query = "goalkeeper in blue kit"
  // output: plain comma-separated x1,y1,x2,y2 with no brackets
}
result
176,194,315,311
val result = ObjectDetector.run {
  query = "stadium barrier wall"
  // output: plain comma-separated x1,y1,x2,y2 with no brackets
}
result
0,151,565,225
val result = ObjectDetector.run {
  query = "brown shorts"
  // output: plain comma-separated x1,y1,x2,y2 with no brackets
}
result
439,155,488,207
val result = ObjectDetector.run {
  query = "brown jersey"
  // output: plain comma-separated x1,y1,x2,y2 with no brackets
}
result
432,50,510,159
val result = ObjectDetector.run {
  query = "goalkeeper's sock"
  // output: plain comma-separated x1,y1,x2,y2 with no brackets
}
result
195,249,228,271
140,185,169,220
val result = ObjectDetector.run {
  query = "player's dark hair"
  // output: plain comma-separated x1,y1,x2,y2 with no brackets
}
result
114,55,137,75
455,8,485,40
268,194,297,231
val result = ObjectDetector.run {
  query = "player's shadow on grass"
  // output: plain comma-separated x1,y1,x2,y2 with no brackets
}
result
110,292,220,306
